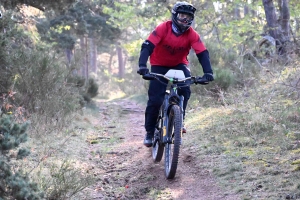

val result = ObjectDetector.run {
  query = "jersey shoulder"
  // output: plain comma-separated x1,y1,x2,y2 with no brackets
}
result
186,27,199,37
155,20,171,32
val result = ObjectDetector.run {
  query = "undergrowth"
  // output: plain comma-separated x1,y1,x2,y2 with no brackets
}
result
0,14,97,199
184,58,300,199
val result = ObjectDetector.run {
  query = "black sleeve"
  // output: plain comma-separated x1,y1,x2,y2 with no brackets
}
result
196,50,213,74
138,40,155,68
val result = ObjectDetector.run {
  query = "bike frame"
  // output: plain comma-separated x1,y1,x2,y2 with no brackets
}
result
146,69,204,147
149,69,196,145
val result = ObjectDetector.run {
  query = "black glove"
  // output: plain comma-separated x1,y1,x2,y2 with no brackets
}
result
137,66,149,76
203,73,214,81
195,76,208,85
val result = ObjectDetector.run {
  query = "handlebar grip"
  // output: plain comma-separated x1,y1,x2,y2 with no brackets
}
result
142,73,155,80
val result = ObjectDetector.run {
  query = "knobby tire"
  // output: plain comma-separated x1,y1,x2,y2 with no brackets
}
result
165,105,182,179
152,130,164,162
152,105,164,162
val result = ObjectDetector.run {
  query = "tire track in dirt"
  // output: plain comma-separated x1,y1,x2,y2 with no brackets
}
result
83,99,240,200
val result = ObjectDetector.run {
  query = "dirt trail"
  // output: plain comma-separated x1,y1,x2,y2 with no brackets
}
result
80,99,240,200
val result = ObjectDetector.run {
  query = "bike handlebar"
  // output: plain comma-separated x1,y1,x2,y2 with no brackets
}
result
141,72,209,85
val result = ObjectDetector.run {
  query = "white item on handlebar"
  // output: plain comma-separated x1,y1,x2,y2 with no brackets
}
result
164,70,185,79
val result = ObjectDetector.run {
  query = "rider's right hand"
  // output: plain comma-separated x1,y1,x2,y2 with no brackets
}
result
137,66,149,76
195,76,209,85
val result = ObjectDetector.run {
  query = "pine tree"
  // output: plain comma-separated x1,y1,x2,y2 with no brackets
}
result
0,116,44,199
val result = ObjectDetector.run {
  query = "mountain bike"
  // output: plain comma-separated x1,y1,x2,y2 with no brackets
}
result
142,69,209,179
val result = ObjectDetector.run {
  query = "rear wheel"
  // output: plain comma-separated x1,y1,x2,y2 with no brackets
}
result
152,105,164,162
164,105,182,179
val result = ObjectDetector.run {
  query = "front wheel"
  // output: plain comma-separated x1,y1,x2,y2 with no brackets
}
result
164,105,182,179
152,105,165,162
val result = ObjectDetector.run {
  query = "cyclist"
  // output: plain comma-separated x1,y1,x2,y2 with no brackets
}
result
137,1,214,147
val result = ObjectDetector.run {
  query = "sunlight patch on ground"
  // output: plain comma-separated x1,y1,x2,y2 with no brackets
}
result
93,90,126,102
186,107,233,130
107,91,126,100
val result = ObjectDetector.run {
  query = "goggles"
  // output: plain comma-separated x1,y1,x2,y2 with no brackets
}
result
177,13,193,23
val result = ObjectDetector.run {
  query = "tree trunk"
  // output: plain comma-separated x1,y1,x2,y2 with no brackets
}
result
94,41,97,73
278,0,290,42
116,44,124,79
65,48,73,65
262,0,291,55
85,36,89,79
89,37,97,73
244,5,249,16
296,18,300,35
108,53,113,73
123,54,127,72
80,37,87,78
234,6,241,19
262,0,279,40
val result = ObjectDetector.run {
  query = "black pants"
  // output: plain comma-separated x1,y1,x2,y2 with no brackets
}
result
145,64,191,134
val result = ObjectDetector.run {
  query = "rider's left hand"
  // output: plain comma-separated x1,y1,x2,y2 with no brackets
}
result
203,73,214,81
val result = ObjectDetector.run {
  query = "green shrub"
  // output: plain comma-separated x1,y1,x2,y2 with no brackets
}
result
213,67,235,91
87,78,99,98
81,78,99,103
11,47,81,114
0,13,24,94
189,51,236,93
118,71,147,96
0,116,44,199
1,44,83,135
204,40,238,67
36,160,94,200
0,13,83,133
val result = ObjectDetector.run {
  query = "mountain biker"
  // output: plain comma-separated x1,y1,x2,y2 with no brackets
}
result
137,1,214,147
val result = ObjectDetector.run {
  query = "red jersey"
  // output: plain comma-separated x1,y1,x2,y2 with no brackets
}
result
147,20,206,67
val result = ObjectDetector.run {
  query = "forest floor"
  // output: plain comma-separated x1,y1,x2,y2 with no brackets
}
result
73,97,241,200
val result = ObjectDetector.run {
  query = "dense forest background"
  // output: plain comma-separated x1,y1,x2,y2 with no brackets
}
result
1,0,300,199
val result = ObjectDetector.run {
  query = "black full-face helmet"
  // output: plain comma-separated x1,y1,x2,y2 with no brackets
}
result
171,1,196,33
